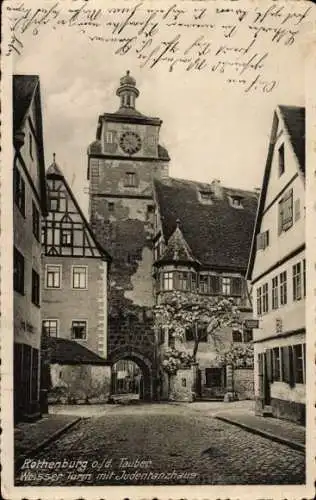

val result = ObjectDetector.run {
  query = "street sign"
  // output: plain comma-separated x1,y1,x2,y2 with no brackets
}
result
243,319,259,329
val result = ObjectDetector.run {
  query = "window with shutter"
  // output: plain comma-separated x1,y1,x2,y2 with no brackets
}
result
279,189,293,233
294,199,300,221
281,346,290,383
266,349,273,382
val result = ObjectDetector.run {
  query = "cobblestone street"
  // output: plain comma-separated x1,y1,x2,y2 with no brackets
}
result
15,403,305,486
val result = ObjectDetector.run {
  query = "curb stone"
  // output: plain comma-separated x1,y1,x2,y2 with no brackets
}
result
215,415,305,453
15,417,82,470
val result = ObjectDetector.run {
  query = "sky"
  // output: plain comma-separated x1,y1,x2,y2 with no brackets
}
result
10,0,308,215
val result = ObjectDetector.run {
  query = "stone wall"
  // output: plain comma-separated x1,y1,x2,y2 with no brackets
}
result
169,368,194,402
234,368,254,400
48,364,111,404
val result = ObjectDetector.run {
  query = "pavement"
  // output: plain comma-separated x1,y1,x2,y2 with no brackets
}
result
214,407,305,451
14,402,305,486
14,413,81,467
14,400,305,470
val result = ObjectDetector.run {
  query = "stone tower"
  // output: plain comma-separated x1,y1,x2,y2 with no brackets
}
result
87,71,170,400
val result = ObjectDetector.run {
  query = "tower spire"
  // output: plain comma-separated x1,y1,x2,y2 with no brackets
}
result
116,70,139,110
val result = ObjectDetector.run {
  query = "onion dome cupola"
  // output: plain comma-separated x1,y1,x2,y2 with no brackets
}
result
116,70,140,110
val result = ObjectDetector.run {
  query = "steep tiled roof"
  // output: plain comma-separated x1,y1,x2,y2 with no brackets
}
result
154,178,258,272
47,337,109,365
279,105,305,174
13,75,39,133
157,223,198,265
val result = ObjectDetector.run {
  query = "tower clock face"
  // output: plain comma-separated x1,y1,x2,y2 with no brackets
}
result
119,131,142,155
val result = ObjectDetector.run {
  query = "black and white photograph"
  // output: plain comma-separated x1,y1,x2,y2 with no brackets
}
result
1,0,315,498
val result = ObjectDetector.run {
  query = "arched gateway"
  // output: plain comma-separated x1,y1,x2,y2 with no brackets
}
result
108,347,154,401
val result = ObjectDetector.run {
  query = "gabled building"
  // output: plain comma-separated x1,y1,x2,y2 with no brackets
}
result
153,177,258,399
42,157,111,358
13,75,48,422
246,105,306,424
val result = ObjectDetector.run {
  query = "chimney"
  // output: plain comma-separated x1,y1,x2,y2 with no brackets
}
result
211,179,223,199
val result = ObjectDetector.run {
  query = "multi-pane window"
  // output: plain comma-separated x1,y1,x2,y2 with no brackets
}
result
280,271,287,306
256,287,262,316
262,283,268,313
293,262,302,301
42,319,58,337
106,131,114,143
178,272,189,291
278,143,285,176
243,329,253,343
293,344,305,384
46,265,61,288
61,228,72,246
222,277,231,295
272,347,281,381
232,330,242,342
278,189,293,233
71,320,87,340
14,247,25,294
125,172,137,187
14,167,25,216
272,276,278,310
199,275,209,294
163,272,173,291
32,201,40,240
191,273,197,292
32,269,40,306
72,266,87,289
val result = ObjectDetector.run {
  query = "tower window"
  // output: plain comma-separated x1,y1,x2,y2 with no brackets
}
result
108,202,114,212
125,172,137,187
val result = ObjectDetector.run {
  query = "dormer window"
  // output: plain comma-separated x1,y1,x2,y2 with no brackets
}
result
199,190,214,204
229,195,243,209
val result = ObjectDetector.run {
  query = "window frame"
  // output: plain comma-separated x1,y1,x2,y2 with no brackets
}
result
14,166,26,216
256,286,262,316
272,347,281,381
60,228,73,247
272,276,279,310
293,343,305,384
32,200,40,241
262,282,269,314
278,188,293,234
199,274,209,294
124,171,137,187
178,271,190,291
45,264,62,289
14,247,25,295
222,277,231,296
163,271,173,291
72,265,88,290
278,143,285,176
108,202,115,213
42,319,59,337
49,197,59,212
279,271,287,306
71,320,88,341
31,269,40,307
232,329,243,343
292,262,302,301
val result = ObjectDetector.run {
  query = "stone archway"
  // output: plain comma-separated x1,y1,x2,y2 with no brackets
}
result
108,347,153,401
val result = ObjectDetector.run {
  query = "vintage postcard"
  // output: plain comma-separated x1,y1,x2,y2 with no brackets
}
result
1,0,315,498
